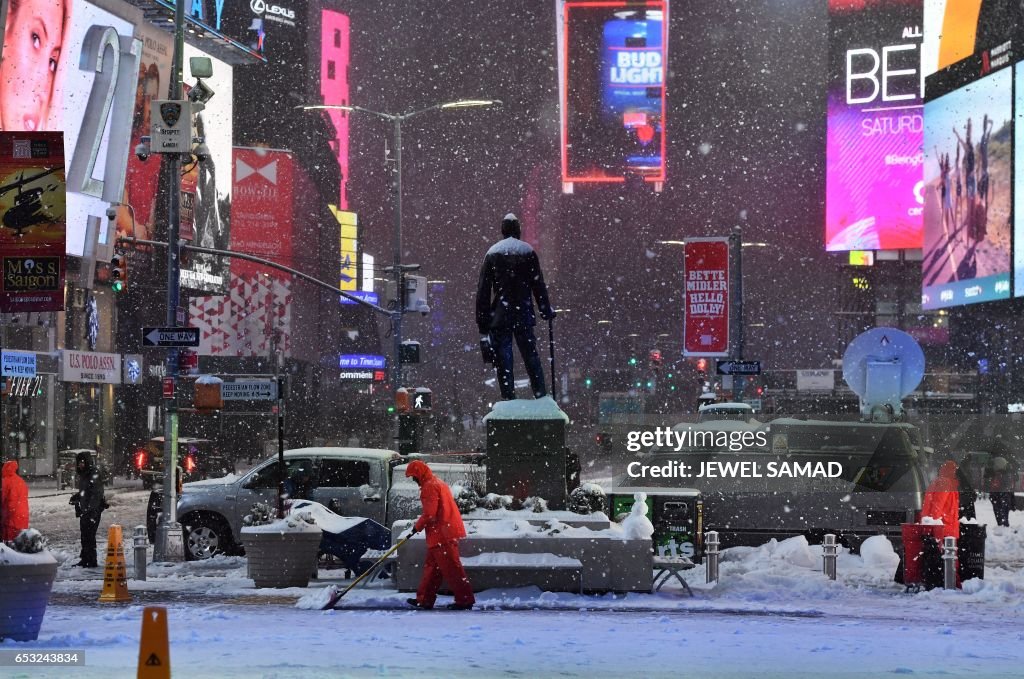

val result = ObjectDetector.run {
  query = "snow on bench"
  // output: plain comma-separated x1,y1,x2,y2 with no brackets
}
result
460,552,582,569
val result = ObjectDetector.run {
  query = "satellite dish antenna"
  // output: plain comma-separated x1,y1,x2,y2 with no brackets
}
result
842,327,925,421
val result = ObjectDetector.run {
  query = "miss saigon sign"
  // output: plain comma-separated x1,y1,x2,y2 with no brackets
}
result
60,350,122,384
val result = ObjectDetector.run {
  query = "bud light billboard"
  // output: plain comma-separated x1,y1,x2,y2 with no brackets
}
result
826,0,924,252
557,0,668,189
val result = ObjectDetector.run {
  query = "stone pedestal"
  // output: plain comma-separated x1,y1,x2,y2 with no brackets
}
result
484,397,569,509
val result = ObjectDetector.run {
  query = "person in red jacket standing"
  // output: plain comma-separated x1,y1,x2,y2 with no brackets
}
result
1,459,29,542
404,460,475,610
921,460,960,541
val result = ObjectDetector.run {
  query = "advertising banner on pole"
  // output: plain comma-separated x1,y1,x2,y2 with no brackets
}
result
0,132,66,312
683,238,729,357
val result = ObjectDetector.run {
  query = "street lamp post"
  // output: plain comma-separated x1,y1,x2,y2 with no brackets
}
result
296,100,501,401
153,0,187,563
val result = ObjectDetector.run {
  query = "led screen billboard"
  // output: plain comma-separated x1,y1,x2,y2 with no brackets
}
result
683,238,729,357
826,0,923,252
922,57,1012,309
1015,61,1024,298
557,0,667,188
922,0,1022,76
1,0,142,257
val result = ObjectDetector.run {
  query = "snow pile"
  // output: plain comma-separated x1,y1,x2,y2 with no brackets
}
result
461,552,582,568
768,535,818,569
920,515,944,525
195,374,224,385
295,584,339,610
483,396,569,422
568,482,607,515
523,496,548,514
479,492,513,510
859,534,901,570
620,493,654,540
0,541,57,566
12,527,48,553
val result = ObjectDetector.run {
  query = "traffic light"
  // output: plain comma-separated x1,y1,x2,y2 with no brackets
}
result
584,377,593,388
110,252,127,292
628,356,638,366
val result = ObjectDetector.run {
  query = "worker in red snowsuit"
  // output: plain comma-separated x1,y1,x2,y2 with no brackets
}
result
1,460,30,542
405,460,475,610
921,460,960,541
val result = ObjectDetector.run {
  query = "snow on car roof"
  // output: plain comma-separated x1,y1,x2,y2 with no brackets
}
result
698,402,753,411
281,447,401,461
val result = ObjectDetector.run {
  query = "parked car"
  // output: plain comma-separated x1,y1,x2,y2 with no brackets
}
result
621,418,927,550
135,437,234,490
176,447,484,560
56,449,113,489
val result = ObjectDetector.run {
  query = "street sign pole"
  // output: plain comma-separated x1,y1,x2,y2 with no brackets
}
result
729,225,744,400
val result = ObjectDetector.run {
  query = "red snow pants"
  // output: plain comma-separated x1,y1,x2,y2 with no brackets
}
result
416,540,475,608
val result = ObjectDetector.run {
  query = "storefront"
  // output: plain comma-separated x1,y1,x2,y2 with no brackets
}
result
58,349,121,474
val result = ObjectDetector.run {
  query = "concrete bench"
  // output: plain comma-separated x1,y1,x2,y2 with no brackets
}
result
460,552,583,594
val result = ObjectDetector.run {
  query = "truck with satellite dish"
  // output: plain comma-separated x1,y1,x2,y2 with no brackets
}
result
614,327,930,552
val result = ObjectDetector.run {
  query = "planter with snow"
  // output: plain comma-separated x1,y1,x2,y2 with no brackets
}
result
0,539,59,641
240,515,322,589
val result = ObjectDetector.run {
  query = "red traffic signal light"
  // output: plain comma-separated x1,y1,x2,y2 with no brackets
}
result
696,358,707,372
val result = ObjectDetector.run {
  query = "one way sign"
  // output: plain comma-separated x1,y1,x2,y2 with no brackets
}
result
716,360,762,376
142,327,200,347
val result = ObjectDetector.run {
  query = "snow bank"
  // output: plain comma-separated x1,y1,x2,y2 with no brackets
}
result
483,396,569,422
461,552,582,568
859,534,900,570
295,584,339,610
0,542,58,566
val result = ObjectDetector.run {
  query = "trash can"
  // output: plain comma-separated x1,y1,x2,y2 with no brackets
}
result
900,523,945,587
958,523,986,581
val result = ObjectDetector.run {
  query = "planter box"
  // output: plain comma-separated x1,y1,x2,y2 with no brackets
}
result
240,529,322,588
0,560,59,641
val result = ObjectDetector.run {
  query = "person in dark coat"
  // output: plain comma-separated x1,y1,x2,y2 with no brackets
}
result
476,213,556,400
1,459,29,541
404,460,474,610
70,451,105,567
984,457,1016,527
954,463,977,520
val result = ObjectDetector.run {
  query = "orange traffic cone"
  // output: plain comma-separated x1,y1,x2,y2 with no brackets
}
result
99,524,132,603
137,606,171,679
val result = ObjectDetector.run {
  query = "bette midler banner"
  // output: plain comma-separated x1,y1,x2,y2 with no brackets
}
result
0,132,66,312
683,237,729,357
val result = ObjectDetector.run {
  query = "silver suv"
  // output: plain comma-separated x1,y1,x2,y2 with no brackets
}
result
177,447,401,560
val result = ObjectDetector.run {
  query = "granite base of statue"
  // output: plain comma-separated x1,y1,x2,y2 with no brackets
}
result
484,396,570,510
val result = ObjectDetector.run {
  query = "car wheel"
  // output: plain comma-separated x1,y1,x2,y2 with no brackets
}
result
184,515,233,561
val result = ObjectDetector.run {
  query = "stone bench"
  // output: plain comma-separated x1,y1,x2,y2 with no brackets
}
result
460,552,583,594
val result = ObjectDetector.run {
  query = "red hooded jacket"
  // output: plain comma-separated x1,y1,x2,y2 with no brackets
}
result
1,460,29,541
921,460,960,540
406,460,466,548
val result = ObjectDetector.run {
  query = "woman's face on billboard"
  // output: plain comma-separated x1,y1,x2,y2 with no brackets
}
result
0,0,65,131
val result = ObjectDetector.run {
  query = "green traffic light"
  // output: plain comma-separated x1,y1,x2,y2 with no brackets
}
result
112,280,124,292
584,378,593,388
629,357,637,366
387,406,395,413
670,385,676,391
645,381,653,388
667,373,674,379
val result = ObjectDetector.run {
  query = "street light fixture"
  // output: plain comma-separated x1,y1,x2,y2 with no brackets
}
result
295,98,501,409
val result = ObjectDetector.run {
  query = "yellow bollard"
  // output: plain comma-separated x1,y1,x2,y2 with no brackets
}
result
137,606,171,679
98,524,132,603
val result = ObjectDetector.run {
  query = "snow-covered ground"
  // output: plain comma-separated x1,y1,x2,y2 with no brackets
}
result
8,485,1024,678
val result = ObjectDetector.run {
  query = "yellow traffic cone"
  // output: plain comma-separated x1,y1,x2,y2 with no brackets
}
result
99,524,132,603
137,606,171,679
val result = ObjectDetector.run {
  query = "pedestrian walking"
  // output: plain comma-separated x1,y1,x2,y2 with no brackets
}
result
1,459,29,542
985,456,1016,527
404,460,474,610
70,451,106,567
476,212,556,400
955,463,977,520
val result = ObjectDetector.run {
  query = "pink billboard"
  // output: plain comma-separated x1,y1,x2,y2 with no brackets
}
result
826,0,924,251
320,10,350,208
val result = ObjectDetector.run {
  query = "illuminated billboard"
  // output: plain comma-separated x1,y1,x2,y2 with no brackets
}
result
557,0,668,190
683,238,729,357
179,44,233,294
1015,61,1024,298
922,55,1012,309
922,0,1021,76
0,0,142,257
826,0,923,252
320,10,351,208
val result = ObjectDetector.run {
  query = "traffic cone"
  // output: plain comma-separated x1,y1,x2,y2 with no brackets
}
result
137,606,171,679
98,524,132,603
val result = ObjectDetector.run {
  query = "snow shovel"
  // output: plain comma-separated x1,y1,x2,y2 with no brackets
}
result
320,534,413,610
548,318,557,400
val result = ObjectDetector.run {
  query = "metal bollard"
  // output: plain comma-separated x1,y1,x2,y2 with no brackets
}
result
822,534,838,581
942,536,957,590
134,525,148,581
705,531,720,583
